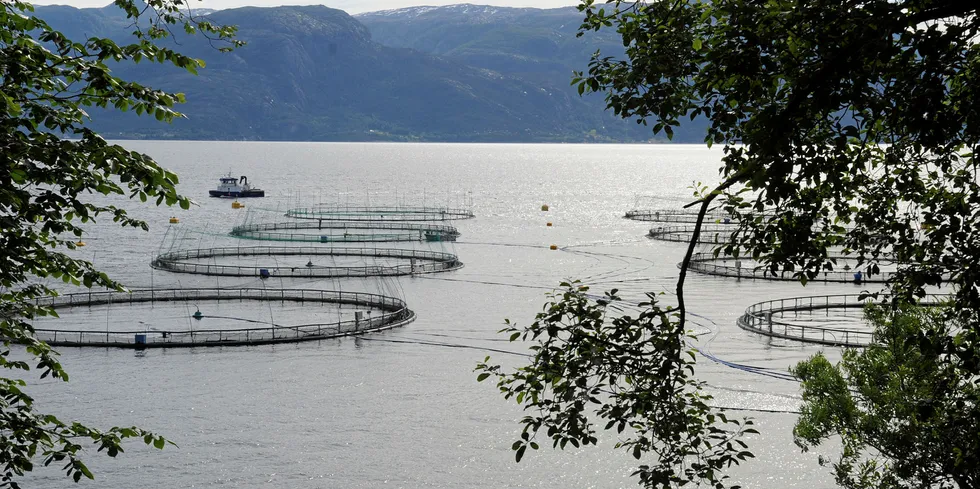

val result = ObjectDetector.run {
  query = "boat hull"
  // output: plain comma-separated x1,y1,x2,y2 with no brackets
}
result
209,190,265,198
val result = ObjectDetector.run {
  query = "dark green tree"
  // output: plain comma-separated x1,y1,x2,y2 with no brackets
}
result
793,305,980,489
0,1,238,485
480,0,980,487
477,283,756,488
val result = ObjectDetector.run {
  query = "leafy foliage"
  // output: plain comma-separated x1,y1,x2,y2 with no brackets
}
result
793,305,980,488
486,0,980,487
574,0,980,307
0,0,237,485
477,283,756,488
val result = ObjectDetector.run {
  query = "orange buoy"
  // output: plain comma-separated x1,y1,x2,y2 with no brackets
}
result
549,244,558,250
169,217,180,224
232,201,244,209
75,241,86,247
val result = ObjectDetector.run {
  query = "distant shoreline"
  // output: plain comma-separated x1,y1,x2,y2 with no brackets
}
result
104,139,707,146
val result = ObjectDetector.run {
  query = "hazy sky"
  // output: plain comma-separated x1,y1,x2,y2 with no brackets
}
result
30,0,581,15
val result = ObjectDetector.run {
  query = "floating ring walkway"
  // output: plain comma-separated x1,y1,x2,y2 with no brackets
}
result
230,221,460,243
685,252,893,283
31,288,415,348
648,224,738,244
650,225,853,247
286,206,475,222
736,294,947,347
151,246,463,277
626,208,739,224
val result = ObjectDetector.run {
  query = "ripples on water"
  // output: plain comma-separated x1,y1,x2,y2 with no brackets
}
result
25,143,855,488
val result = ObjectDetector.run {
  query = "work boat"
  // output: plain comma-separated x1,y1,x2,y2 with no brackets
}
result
209,175,265,198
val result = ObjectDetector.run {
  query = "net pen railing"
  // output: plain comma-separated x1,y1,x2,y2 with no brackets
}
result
626,209,741,224
151,246,463,278
686,253,893,283
33,288,408,310
230,221,460,243
736,294,948,347
286,206,475,222
647,225,739,244
30,288,415,348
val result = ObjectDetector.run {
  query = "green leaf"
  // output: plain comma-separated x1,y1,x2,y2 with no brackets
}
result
10,169,26,184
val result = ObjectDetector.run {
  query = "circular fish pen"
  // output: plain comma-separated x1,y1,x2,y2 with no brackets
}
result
230,221,460,243
685,252,893,283
30,288,415,348
647,224,738,244
286,206,475,222
736,294,947,347
151,246,463,278
625,208,739,224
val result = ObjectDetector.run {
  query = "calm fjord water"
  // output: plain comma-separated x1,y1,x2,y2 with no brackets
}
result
27,142,855,488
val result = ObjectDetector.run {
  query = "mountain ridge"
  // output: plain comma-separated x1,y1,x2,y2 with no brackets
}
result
358,3,709,142
28,3,694,142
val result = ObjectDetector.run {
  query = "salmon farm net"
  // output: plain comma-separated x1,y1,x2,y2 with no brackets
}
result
685,252,895,284
229,221,460,243
286,205,475,222
625,208,739,224
151,246,463,278
29,288,415,348
647,224,739,244
736,294,947,347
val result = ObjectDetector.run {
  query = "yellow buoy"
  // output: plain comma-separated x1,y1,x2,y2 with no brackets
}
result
169,217,180,224
549,244,558,250
232,201,244,209
75,241,86,247
546,222,553,227
541,204,549,211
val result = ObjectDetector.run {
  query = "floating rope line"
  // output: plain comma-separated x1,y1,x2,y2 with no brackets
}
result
689,310,800,382
354,336,528,357
709,405,801,414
